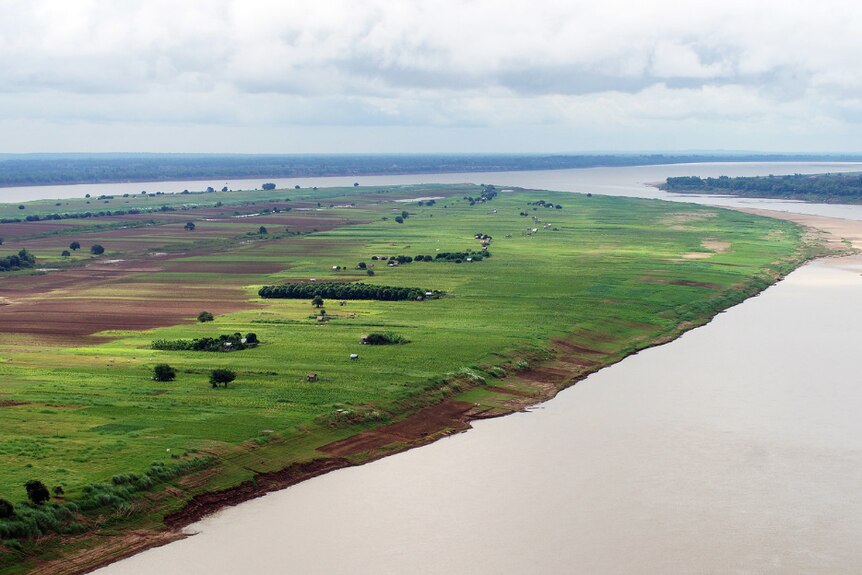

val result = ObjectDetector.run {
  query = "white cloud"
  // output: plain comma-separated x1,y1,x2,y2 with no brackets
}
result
0,0,860,151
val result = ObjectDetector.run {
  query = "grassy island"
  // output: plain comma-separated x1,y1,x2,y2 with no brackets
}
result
0,182,824,573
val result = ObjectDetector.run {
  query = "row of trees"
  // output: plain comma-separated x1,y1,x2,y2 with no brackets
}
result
259,282,434,301
151,332,259,352
433,250,490,262
0,205,174,225
364,250,491,266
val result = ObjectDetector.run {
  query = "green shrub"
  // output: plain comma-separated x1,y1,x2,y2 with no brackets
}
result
0,499,13,519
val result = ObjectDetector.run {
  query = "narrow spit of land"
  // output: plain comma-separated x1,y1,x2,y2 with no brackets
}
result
0,182,831,574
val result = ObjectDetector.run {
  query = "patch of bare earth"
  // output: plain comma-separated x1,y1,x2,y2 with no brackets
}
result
658,211,719,230
163,458,350,528
318,400,476,457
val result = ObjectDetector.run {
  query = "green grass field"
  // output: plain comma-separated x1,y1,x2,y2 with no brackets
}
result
0,184,819,571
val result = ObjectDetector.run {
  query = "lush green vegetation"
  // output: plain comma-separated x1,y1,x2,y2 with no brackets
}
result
0,181,821,572
663,172,862,203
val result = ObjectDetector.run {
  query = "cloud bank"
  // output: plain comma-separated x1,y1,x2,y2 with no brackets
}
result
0,0,860,152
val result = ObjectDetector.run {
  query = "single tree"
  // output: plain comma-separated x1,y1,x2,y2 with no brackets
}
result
210,369,236,388
52,485,64,497
153,363,177,382
312,295,324,308
262,182,276,190
0,498,13,518
184,221,196,231
25,480,50,505
61,250,71,257
90,244,105,255
198,311,215,322
357,262,367,269
221,186,228,192
401,211,409,219
0,238,4,245
394,216,404,224
245,333,258,344
69,241,81,251
258,226,268,235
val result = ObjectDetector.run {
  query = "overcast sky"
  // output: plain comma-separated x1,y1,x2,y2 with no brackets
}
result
1,0,860,154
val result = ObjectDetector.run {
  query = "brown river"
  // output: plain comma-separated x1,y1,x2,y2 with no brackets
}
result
81,163,862,574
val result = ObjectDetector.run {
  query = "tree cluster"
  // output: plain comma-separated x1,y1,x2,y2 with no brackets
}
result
434,250,491,262
463,185,498,205
152,332,259,352
259,282,437,301
0,249,35,272
528,200,563,209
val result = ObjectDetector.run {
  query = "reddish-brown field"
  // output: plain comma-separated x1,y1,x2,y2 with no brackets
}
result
0,201,377,339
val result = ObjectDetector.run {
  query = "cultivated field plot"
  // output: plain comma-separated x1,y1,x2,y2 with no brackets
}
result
0,183,814,571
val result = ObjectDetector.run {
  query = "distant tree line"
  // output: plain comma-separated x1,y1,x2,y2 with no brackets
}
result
4,153,853,187
0,249,35,272
259,282,439,301
662,173,862,203
1,206,171,224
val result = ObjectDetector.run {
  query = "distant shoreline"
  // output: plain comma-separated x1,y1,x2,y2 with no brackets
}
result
2,153,862,189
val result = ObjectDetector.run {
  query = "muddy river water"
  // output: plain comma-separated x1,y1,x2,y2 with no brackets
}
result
74,163,862,574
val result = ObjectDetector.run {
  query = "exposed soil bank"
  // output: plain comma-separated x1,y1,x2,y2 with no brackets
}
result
164,458,352,528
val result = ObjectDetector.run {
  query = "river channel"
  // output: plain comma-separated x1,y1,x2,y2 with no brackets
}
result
75,163,862,574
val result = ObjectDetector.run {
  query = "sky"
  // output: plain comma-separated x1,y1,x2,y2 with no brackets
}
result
1,0,861,154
